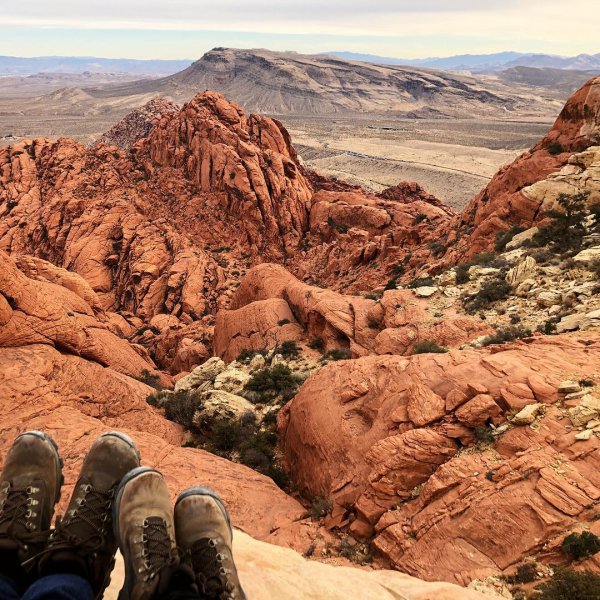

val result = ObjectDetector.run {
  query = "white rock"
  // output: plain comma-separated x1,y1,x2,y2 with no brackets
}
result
548,304,562,316
439,270,456,286
174,357,226,392
248,354,266,372
505,227,539,251
558,380,581,394
573,246,600,265
213,368,251,395
569,395,600,427
575,429,594,441
506,256,537,286
515,279,536,297
511,403,543,425
414,286,438,298
587,309,600,320
556,313,591,333
193,390,256,428
536,290,563,308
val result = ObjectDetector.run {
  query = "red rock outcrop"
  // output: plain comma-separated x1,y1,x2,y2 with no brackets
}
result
214,263,489,362
279,333,600,584
97,98,180,150
440,75,600,264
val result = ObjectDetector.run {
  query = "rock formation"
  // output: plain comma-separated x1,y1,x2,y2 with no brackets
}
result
279,335,600,584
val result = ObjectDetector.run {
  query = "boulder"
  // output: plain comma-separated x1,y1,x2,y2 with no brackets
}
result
505,227,539,250
505,256,537,287
174,357,226,392
214,368,252,395
511,403,544,425
193,390,256,428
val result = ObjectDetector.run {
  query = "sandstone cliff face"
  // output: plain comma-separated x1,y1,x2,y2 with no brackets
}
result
279,335,600,584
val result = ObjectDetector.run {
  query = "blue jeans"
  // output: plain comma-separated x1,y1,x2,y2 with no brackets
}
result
0,574,93,600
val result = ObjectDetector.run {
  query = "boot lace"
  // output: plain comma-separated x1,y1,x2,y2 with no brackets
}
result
140,517,177,582
48,483,113,555
0,482,48,547
190,538,234,599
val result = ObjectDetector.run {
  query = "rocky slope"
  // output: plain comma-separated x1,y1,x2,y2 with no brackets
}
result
1,75,600,597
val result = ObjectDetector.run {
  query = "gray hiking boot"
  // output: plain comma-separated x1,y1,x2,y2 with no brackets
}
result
175,487,247,600
0,431,62,588
39,431,140,599
114,467,194,600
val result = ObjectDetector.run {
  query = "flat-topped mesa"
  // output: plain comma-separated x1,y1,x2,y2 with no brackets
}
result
444,75,600,263
135,91,313,259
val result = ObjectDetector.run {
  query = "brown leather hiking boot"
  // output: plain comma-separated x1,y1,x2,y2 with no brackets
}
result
39,431,140,599
0,431,62,589
114,467,195,600
175,487,247,600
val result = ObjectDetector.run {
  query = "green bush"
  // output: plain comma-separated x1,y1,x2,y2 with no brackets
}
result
535,568,600,600
455,264,470,284
507,562,538,584
547,141,564,156
532,192,590,253
561,531,600,560
482,325,532,346
463,278,512,313
321,348,351,361
473,425,495,443
277,318,291,326
413,340,448,354
274,340,301,360
310,496,333,519
495,226,525,252
308,338,325,351
137,369,164,390
413,213,427,224
164,391,198,430
244,364,302,402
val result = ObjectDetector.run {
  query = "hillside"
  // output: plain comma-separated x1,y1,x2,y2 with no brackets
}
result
84,47,562,118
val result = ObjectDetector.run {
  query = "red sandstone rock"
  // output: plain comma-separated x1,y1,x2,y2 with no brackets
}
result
279,334,600,584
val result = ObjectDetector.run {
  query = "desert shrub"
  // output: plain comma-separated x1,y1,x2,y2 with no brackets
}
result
482,325,532,346
507,562,538,584
236,348,266,364
473,425,495,444
495,226,525,252
455,263,470,284
470,251,496,266
367,318,380,330
364,292,380,300
535,568,600,600
137,369,164,390
310,496,333,519
244,364,302,402
211,420,243,452
539,316,561,335
561,531,600,560
413,340,448,354
462,278,512,313
532,192,590,253
580,378,596,388
407,276,434,289
547,141,564,155
274,340,301,360
321,348,351,361
308,337,325,351
413,213,427,224
391,263,406,278
510,314,522,324
277,318,291,326
164,391,198,430
384,278,398,290
429,242,447,257
588,259,600,279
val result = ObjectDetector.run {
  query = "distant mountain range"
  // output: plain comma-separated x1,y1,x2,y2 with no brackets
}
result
0,56,192,76
324,51,600,73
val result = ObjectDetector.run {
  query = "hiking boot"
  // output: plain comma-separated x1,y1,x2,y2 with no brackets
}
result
39,431,140,599
175,487,247,600
0,431,62,589
114,467,194,600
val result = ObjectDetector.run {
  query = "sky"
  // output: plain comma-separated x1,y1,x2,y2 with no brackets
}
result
0,0,598,60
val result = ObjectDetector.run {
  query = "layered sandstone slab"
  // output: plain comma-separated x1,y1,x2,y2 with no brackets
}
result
279,334,600,584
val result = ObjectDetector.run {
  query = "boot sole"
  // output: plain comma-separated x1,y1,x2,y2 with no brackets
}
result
17,430,63,505
113,466,162,600
175,486,232,537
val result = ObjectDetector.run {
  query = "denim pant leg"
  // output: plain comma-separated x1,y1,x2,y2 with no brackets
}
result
0,576,21,600
21,574,93,600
